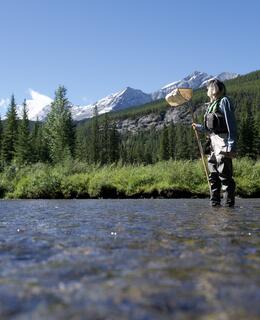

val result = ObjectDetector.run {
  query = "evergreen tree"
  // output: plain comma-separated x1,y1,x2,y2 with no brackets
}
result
1,95,18,164
143,129,154,164
31,118,40,162
238,105,257,159
119,137,127,164
31,118,49,163
109,122,120,163
100,113,110,164
160,125,170,161
15,100,32,165
0,116,4,170
0,116,3,161
75,125,90,162
44,86,75,163
174,125,190,160
168,123,175,159
254,107,260,158
91,105,100,163
187,127,199,160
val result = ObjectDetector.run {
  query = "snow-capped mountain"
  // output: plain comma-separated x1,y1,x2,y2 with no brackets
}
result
3,71,238,121
70,87,152,121
213,72,238,82
151,71,239,100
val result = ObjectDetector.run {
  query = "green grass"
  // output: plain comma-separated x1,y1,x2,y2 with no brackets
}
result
0,158,259,199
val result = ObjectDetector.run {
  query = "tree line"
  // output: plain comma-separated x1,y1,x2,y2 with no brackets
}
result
0,88,199,168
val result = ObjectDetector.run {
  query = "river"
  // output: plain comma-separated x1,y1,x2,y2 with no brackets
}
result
0,199,259,319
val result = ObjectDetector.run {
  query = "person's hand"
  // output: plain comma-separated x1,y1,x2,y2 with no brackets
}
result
192,123,197,130
219,151,236,159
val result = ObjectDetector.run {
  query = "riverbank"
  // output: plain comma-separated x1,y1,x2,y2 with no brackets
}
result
0,158,259,199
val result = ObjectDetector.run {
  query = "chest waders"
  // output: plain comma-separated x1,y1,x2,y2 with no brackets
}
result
205,98,235,207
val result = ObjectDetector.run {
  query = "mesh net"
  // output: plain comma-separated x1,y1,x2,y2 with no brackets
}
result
165,88,193,107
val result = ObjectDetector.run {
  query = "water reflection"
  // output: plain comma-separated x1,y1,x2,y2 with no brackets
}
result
0,199,259,319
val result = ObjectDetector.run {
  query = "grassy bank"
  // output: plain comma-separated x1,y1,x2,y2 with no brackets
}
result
0,159,259,199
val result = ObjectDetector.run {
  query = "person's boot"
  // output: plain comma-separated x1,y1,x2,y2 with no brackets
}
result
222,179,235,207
211,201,221,207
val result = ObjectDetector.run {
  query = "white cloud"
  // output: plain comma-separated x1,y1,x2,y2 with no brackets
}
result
0,98,10,118
0,98,9,108
26,89,53,120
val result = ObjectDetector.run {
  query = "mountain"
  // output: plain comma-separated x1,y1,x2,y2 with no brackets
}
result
12,71,239,121
151,71,239,100
70,87,152,121
151,71,211,100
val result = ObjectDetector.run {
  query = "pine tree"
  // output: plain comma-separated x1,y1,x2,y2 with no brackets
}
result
15,100,32,165
31,118,49,163
1,95,18,164
0,116,4,170
159,125,170,161
0,116,3,161
91,105,100,163
118,137,126,164
109,122,120,163
31,118,40,162
168,123,175,159
175,125,189,160
75,125,90,162
100,113,110,164
238,106,257,159
187,127,199,160
143,130,154,164
44,86,75,163
254,108,260,158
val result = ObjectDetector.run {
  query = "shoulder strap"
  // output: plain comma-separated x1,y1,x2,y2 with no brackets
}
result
207,97,223,114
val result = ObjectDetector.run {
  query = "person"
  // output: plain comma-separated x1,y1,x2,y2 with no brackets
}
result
192,79,237,207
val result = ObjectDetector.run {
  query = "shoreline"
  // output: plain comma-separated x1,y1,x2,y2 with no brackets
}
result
0,159,259,200
1,189,259,200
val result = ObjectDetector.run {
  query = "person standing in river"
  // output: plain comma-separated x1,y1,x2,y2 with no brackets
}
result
192,79,237,207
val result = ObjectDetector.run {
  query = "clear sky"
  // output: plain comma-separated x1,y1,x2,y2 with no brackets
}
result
0,0,259,116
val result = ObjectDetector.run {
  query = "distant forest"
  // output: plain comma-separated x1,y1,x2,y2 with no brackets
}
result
0,70,259,169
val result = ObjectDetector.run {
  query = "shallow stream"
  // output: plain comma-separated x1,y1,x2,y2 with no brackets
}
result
0,199,259,319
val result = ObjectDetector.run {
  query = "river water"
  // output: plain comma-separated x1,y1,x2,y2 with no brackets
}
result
0,199,259,320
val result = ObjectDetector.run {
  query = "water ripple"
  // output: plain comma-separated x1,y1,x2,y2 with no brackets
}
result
0,199,259,319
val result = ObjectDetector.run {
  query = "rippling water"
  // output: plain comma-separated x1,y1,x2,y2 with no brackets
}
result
0,199,259,319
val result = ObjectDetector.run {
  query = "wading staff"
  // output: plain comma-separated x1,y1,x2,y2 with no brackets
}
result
165,88,211,194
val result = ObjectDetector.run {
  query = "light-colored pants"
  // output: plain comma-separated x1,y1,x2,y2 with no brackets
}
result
208,133,235,206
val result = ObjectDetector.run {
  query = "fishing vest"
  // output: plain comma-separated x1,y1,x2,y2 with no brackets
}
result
204,97,228,134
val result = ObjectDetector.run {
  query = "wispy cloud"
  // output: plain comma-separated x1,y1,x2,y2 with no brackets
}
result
0,99,9,107
0,98,10,118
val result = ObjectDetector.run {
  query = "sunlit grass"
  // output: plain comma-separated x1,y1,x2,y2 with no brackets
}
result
0,158,259,199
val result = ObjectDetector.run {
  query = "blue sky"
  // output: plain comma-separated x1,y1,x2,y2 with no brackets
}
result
0,0,259,116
